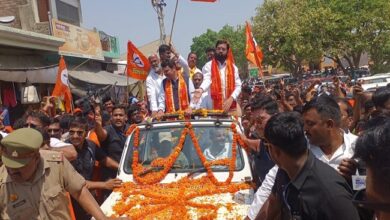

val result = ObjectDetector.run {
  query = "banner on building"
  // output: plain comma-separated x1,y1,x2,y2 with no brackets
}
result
99,31,120,58
52,19,104,60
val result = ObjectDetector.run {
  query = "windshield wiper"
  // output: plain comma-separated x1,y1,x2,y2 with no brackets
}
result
187,166,226,178
187,167,207,178
138,166,164,177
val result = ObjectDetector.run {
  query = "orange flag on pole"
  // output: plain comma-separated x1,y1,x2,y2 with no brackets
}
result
52,56,72,113
245,21,264,77
127,41,150,80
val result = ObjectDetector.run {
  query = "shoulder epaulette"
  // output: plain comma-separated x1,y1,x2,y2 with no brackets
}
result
40,150,64,162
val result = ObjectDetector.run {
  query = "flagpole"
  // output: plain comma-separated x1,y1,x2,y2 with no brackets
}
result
169,0,179,45
125,65,129,106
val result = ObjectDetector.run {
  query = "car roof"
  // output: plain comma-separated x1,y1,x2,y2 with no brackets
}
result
137,118,236,129
358,75,390,80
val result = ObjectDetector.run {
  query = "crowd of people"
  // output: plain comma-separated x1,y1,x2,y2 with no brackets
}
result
0,38,389,220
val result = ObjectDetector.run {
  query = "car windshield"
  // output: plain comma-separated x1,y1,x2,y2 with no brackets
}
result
363,78,387,84
123,125,244,174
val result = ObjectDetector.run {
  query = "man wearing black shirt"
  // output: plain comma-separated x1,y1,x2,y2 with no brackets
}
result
259,112,359,220
95,105,129,181
68,118,121,219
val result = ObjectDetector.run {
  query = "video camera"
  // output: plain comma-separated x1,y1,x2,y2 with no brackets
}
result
74,82,117,114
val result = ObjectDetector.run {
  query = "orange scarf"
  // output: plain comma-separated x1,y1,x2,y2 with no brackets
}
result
164,70,189,113
210,49,236,110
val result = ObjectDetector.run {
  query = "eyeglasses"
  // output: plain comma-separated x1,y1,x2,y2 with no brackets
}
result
23,123,37,129
69,130,85,136
352,189,390,212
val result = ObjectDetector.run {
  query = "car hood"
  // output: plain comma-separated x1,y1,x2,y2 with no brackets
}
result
101,188,254,219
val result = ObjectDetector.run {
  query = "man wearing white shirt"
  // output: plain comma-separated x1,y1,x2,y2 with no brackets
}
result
203,129,230,160
190,72,212,109
193,40,242,112
146,54,165,116
247,96,358,219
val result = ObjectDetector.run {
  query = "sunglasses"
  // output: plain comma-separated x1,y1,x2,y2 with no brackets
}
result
352,189,390,212
23,123,37,129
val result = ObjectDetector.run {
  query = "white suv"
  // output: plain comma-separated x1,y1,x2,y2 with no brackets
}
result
100,118,254,219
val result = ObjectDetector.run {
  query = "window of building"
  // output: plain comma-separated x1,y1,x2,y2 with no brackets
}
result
37,0,50,22
56,0,80,26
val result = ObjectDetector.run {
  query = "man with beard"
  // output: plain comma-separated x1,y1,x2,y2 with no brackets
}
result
94,105,129,198
187,52,200,79
193,40,242,112
146,54,165,116
68,118,121,220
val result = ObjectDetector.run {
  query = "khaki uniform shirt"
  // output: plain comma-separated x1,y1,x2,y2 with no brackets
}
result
0,150,86,220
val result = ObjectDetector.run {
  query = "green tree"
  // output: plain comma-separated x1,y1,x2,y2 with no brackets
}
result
252,0,390,75
252,0,323,77
190,25,248,78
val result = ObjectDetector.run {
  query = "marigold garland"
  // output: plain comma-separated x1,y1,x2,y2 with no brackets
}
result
164,109,226,119
113,121,253,219
112,176,252,219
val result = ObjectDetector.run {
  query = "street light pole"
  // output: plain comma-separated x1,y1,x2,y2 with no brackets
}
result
151,0,167,45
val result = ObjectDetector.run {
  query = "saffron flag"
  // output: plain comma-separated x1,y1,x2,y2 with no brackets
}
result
245,21,264,77
52,56,72,113
127,41,150,80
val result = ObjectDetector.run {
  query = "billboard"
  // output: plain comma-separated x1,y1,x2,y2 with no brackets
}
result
51,19,104,60
99,31,120,58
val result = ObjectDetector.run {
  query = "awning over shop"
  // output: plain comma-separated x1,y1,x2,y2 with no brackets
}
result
68,69,140,98
68,69,137,86
0,66,58,83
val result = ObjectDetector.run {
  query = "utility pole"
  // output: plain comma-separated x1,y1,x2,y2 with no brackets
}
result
151,0,167,45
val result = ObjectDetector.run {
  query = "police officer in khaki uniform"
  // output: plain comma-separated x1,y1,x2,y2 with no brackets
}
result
0,128,109,220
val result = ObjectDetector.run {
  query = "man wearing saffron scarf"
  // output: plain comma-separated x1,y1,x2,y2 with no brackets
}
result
157,58,192,114
193,40,242,112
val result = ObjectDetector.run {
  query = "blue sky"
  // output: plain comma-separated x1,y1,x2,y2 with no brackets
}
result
81,0,263,57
